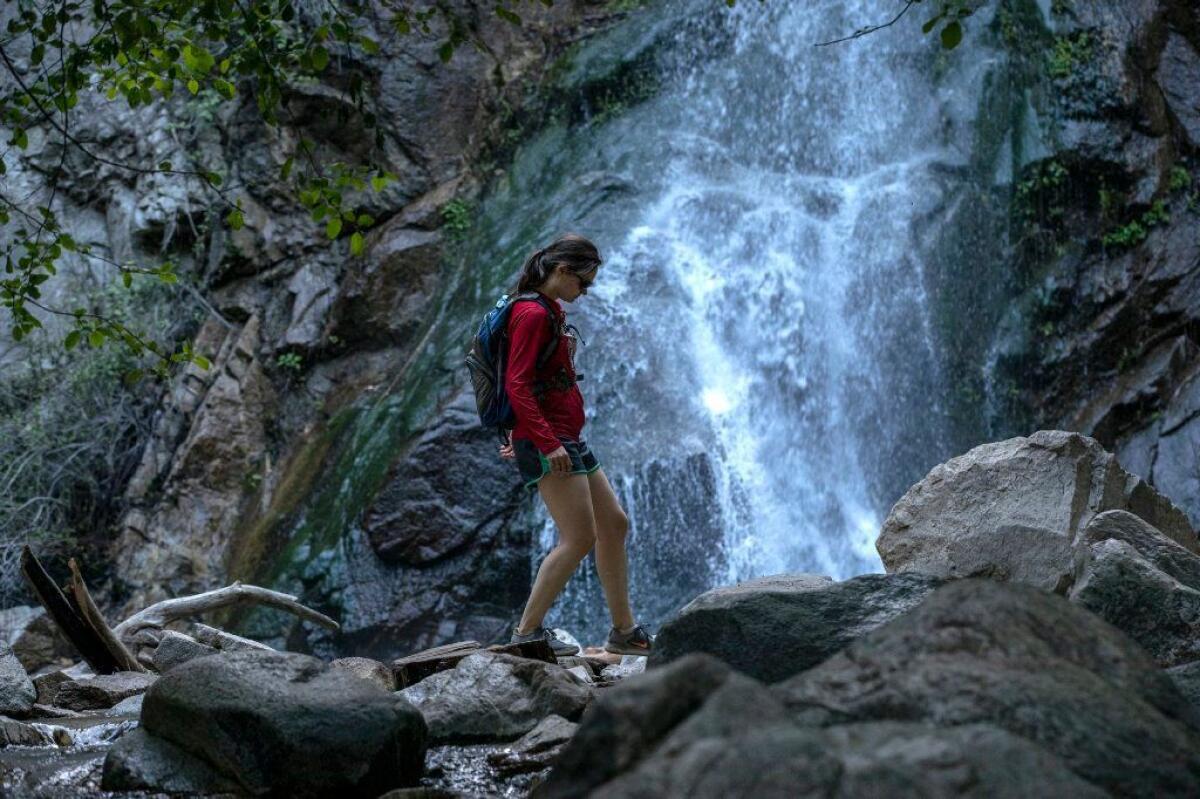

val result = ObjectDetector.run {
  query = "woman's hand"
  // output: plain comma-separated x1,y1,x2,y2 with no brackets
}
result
498,433,514,460
545,445,572,475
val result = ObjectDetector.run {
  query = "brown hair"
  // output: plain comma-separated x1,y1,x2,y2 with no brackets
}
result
515,233,602,293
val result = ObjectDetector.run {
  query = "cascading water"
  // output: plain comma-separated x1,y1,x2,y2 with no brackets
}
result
446,0,1000,642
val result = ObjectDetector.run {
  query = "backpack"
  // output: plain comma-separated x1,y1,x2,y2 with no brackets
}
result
465,291,560,433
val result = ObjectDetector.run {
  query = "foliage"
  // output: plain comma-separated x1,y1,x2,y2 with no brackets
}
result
1014,159,1068,222
1168,166,1191,193
0,0,560,377
1047,32,1092,79
441,198,473,240
1102,200,1169,250
0,275,179,602
275,351,303,372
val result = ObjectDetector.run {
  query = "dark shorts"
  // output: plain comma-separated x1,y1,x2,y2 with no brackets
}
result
513,437,601,488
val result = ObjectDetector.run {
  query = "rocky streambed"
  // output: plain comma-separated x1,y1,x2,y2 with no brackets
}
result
3,429,1200,797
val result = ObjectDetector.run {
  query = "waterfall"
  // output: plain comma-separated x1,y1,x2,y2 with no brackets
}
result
466,0,1001,640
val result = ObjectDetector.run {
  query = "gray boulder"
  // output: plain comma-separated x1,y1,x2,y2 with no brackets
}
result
649,572,942,682
0,606,72,673
137,649,426,797
777,580,1200,797
1071,510,1200,666
103,728,241,794
0,641,35,716
877,430,1196,592
398,652,591,743
599,722,1106,799
0,717,50,747
1168,661,1200,712
488,714,578,775
151,630,219,673
55,671,157,711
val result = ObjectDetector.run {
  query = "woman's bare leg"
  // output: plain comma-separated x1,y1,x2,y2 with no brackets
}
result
517,474,597,633
587,468,635,631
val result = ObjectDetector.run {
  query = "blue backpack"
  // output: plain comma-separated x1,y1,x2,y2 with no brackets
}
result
465,292,560,432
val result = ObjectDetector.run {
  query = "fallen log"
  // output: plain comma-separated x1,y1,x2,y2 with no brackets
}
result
20,546,124,674
392,638,557,689
67,559,144,673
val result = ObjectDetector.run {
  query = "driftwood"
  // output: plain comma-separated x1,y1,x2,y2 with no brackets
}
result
392,638,557,689
188,622,274,653
113,581,340,648
20,546,124,674
66,559,145,673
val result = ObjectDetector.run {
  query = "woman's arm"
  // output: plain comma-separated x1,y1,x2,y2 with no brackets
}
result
505,303,565,457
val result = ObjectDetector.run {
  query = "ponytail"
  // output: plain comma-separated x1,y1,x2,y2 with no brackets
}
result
514,233,601,293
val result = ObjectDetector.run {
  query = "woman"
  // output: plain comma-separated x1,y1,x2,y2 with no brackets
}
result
500,233,654,658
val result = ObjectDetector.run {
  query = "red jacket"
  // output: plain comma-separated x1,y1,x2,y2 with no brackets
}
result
505,294,585,454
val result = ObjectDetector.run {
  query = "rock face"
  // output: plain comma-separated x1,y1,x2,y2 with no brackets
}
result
131,650,427,796
0,606,73,673
541,581,1200,798
877,430,1196,592
398,652,592,743
649,573,942,682
0,642,36,716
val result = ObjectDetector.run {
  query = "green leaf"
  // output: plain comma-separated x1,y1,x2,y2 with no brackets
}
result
122,270,132,288
360,35,380,54
438,42,454,62
226,208,244,230
922,13,943,34
495,6,522,25
310,46,329,72
187,78,199,94
213,79,235,99
193,354,211,370
30,44,44,65
941,20,963,49
326,217,342,239
371,175,388,192
281,156,294,180
158,271,177,285
64,330,80,350
350,231,365,256
13,129,28,149
158,160,173,171
88,330,104,348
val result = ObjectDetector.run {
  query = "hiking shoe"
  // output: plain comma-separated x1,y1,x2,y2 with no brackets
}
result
605,624,654,656
511,626,579,657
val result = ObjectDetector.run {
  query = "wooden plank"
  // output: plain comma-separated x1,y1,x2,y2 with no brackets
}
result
67,558,145,673
20,546,121,674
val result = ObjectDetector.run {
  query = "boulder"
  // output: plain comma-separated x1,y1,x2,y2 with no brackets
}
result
138,649,426,797
331,656,396,692
488,714,578,775
54,672,157,711
32,670,70,705
397,652,592,743
1168,661,1200,712
0,642,36,716
877,430,1196,592
105,693,145,717
151,630,219,673
0,717,50,747
649,572,942,682
103,728,241,794
1070,510,1200,666
777,580,1200,797
534,654,743,798
597,722,1106,799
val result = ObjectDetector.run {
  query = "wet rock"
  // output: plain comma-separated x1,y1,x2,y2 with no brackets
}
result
777,580,1200,797
649,572,942,682
105,693,144,717
1160,33,1200,148
103,728,241,794
600,656,646,682
54,672,157,711
140,649,426,796
0,606,72,673
1070,510,1200,666
397,652,592,743
151,630,220,673
488,714,578,776
32,670,71,705
877,430,1197,592
0,717,49,747
331,656,396,692
1168,661,1200,712
0,641,36,716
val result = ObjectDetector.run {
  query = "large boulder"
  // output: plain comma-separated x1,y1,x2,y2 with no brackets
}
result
397,652,592,743
0,641,35,716
777,580,1200,797
649,572,942,682
103,728,241,794
0,606,73,673
131,649,427,797
877,430,1196,592
1070,510,1200,666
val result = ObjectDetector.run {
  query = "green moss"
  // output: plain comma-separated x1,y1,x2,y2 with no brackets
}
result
1102,200,1170,249
1048,32,1092,79
1168,166,1192,193
442,198,473,239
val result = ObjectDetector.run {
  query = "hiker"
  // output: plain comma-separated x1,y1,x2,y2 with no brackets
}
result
498,233,654,658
